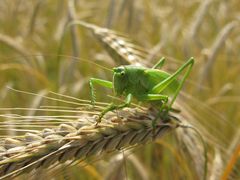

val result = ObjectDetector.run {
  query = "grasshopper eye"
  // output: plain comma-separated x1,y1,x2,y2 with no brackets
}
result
113,66,126,76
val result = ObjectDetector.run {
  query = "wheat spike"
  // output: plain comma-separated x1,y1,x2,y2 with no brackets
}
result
0,107,178,179
74,21,149,66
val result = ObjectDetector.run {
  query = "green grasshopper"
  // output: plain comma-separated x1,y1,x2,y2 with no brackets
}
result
90,57,194,124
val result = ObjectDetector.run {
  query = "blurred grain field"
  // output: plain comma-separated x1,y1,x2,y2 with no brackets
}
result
0,0,239,180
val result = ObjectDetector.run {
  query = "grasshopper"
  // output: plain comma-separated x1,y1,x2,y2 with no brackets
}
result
90,57,194,124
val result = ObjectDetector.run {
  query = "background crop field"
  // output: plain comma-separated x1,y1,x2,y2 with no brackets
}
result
0,0,239,179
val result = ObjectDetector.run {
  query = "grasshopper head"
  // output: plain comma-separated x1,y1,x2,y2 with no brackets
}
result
113,66,128,96
113,66,125,76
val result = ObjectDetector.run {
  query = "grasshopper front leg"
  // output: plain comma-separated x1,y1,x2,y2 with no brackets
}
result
97,94,132,124
89,78,114,125
89,78,113,106
89,78,132,125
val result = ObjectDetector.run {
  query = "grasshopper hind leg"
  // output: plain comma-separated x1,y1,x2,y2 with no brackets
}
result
151,101,181,139
151,57,194,110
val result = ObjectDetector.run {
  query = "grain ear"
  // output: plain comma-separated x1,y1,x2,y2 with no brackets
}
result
76,21,148,66
0,107,177,179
